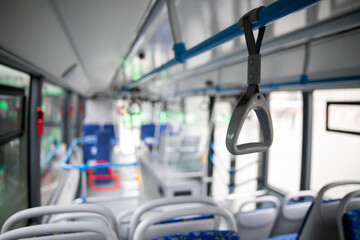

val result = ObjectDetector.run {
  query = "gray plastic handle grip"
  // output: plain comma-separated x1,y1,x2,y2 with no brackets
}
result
226,93,273,155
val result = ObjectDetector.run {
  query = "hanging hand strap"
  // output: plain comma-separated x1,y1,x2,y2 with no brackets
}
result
226,7,273,155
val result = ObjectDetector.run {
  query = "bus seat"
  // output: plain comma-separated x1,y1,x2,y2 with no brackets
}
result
236,196,280,240
134,205,238,240
104,124,116,139
337,190,360,240
0,222,117,240
117,208,164,240
297,181,360,240
83,124,100,163
271,191,316,237
127,196,220,240
153,230,241,240
342,208,360,240
141,123,156,145
266,233,299,240
0,204,119,238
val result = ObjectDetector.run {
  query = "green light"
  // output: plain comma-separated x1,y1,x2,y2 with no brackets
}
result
160,111,167,124
119,57,126,66
0,100,8,111
226,114,232,123
44,88,64,96
131,114,142,127
123,114,131,124
0,78,23,88
161,71,167,79
132,65,142,81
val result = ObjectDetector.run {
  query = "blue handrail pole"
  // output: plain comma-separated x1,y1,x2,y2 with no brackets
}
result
127,0,320,89
61,137,139,171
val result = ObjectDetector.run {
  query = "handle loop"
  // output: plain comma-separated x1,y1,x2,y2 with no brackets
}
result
226,7,273,155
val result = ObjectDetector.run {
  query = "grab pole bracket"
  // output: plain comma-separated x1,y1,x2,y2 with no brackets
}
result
238,6,264,29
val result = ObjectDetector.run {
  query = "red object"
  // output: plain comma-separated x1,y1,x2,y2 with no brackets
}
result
88,160,122,191
69,104,74,120
36,107,44,136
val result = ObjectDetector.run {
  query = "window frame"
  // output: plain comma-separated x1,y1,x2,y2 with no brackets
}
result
326,101,360,136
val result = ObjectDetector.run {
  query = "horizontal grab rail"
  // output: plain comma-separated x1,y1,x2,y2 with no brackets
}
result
126,0,320,89
61,137,138,171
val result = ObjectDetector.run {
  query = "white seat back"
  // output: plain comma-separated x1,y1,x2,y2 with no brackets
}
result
236,196,280,240
0,222,117,240
271,191,316,236
298,180,360,240
133,205,237,240
128,196,219,240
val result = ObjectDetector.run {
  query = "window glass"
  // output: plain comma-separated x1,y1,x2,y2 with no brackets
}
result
184,96,209,154
0,63,29,227
40,83,65,205
157,97,208,175
0,92,24,138
70,94,79,140
268,92,303,193
311,89,360,198
212,98,260,212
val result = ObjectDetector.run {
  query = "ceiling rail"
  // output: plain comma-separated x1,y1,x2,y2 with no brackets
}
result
126,0,320,89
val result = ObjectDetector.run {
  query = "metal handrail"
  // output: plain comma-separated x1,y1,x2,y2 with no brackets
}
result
126,0,320,89
61,136,138,171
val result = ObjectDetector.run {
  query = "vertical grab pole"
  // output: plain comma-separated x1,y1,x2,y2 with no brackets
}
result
206,96,216,196
166,0,182,43
166,0,186,62
81,169,87,202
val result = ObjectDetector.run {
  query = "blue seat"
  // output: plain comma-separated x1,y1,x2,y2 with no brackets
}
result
140,123,174,145
153,230,240,240
342,208,360,240
338,190,360,240
83,124,99,163
266,233,298,240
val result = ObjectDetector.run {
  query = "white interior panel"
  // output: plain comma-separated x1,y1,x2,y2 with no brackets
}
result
0,0,81,82
307,29,360,80
161,81,177,97
53,0,149,92
262,45,305,84
177,70,218,92
219,61,247,88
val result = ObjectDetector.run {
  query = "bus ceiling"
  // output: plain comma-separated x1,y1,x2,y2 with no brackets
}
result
0,0,359,97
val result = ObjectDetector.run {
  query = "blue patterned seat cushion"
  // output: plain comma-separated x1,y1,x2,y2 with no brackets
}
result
266,233,298,240
343,208,360,240
153,230,240,240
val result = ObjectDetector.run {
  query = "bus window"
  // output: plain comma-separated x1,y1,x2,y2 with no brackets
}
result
213,99,260,204
40,83,65,205
184,96,209,152
212,100,233,197
268,91,303,193
311,89,360,198
0,63,29,227
70,93,79,140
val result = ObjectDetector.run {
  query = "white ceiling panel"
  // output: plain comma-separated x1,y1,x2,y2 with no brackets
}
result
52,0,149,92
